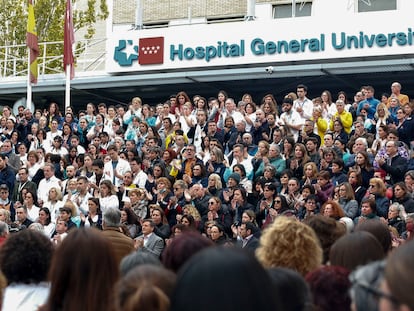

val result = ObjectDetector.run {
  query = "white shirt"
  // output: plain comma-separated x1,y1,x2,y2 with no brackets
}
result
133,170,148,189
99,195,119,214
26,205,40,222
293,97,313,122
37,176,61,203
43,200,65,222
2,283,50,311
280,109,303,141
103,158,131,187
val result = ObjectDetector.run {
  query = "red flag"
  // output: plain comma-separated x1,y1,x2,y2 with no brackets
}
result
138,37,164,65
26,0,39,84
64,0,75,79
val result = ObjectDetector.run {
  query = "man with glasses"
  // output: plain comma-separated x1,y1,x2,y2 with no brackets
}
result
179,146,203,180
378,140,408,184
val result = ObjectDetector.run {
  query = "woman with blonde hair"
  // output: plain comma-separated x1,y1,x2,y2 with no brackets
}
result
337,182,359,219
207,173,223,197
42,187,64,222
368,177,390,218
0,209,11,225
373,103,394,139
63,200,81,227
182,204,202,225
302,162,318,187
128,188,148,222
311,106,328,145
252,140,270,179
256,216,323,277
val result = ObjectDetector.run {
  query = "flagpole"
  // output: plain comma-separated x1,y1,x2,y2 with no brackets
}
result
65,64,71,112
27,48,32,110
64,0,74,113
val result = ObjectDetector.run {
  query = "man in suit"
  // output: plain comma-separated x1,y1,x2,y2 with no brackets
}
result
12,167,37,203
135,219,164,258
101,207,134,265
238,222,259,252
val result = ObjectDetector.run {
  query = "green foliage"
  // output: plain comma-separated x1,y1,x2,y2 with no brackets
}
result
0,0,109,76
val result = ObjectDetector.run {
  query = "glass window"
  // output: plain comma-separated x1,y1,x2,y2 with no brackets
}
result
273,2,312,19
358,0,396,12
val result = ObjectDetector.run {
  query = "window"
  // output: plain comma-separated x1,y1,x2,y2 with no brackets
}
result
273,2,312,19
358,0,396,12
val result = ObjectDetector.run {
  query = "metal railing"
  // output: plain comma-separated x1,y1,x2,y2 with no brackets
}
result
0,37,107,80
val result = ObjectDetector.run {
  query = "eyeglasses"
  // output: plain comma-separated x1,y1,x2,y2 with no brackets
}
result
173,187,180,191
274,200,281,203
208,201,216,205
369,184,376,188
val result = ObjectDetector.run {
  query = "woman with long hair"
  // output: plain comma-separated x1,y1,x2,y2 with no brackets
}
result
99,180,120,213
37,207,55,238
252,140,270,179
121,207,141,238
368,177,390,219
151,206,171,240
217,90,228,109
206,147,226,184
39,228,119,311
77,153,94,179
302,162,318,187
373,103,395,139
80,197,103,230
282,137,295,161
40,187,63,223
370,125,388,155
321,90,336,121
141,104,156,127
207,173,223,198
331,119,349,144
337,182,359,219
392,182,414,214
287,143,310,180
347,168,367,205
353,151,374,189
61,123,73,150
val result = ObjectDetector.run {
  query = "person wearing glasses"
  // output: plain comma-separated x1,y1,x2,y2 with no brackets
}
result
179,146,203,180
202,196,232,237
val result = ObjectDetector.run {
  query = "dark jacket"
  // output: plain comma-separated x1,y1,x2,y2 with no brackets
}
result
379,154,408,184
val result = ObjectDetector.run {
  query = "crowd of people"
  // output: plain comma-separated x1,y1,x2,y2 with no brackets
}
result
0,81,414,310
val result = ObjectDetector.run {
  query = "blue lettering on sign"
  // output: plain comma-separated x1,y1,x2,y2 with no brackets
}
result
170,41,245,62
332,28,414,50
114,40,138,66
251,35,324,55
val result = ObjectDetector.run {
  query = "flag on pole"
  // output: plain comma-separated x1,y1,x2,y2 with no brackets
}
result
26,0,39,84
64,0,75,79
